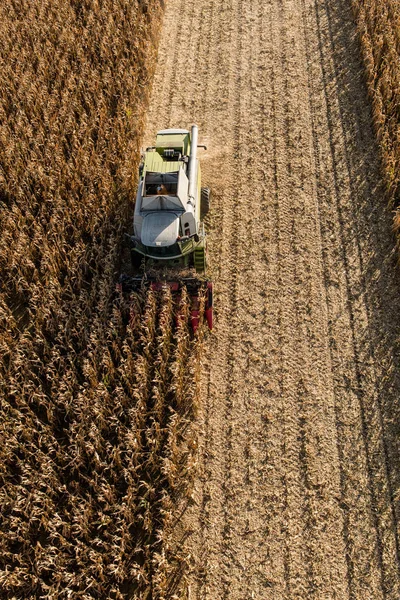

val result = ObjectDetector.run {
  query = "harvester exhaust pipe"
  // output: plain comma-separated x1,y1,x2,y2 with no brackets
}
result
187,124,198,204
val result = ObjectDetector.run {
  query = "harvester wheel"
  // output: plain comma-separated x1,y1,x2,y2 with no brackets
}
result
194,244,206,274
201,187,211,218
130,250,143,269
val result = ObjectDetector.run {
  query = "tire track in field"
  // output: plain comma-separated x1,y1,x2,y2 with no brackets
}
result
321,0,400,583
201,0,245,595
301,0,400,595
142,0,400,597
300,0,356,593
269,0,315,594
269,0,349,595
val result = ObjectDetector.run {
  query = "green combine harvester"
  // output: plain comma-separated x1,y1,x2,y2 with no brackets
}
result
121,125,213,331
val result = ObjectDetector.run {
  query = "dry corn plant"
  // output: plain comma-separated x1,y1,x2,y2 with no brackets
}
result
0,0,180,597
351,0,400,249
1,277,207,598
151,289,207,600
0,0,208,596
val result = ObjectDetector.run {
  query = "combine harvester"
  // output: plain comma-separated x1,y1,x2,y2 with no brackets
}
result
120,125,213,332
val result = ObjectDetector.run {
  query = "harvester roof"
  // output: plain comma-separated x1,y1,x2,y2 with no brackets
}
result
155,129,190,154
144,151,181,173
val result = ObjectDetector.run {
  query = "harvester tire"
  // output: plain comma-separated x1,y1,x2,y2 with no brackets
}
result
131,250,143,269
201,187,211,218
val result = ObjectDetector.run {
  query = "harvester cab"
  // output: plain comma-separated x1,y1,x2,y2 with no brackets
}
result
121,125,213,332
129,125,209,271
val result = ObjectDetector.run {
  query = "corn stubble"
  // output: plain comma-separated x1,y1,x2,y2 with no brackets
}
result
351,0,400,241
0,1,204,598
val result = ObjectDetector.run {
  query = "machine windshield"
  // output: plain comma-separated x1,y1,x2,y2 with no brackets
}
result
144,172,178,196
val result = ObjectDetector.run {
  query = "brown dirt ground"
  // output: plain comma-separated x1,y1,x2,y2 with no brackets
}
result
144,0,400,597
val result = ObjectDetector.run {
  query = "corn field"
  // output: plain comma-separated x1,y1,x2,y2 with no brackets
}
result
351,0,400,234
0,1,204,597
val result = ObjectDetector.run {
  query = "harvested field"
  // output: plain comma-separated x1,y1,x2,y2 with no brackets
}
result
144,0,400,597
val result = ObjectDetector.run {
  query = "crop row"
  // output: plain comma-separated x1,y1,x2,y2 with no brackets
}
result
0,285,204,598
351,0,400,237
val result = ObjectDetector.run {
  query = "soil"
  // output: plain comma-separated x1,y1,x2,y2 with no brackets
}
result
144,0,400,597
